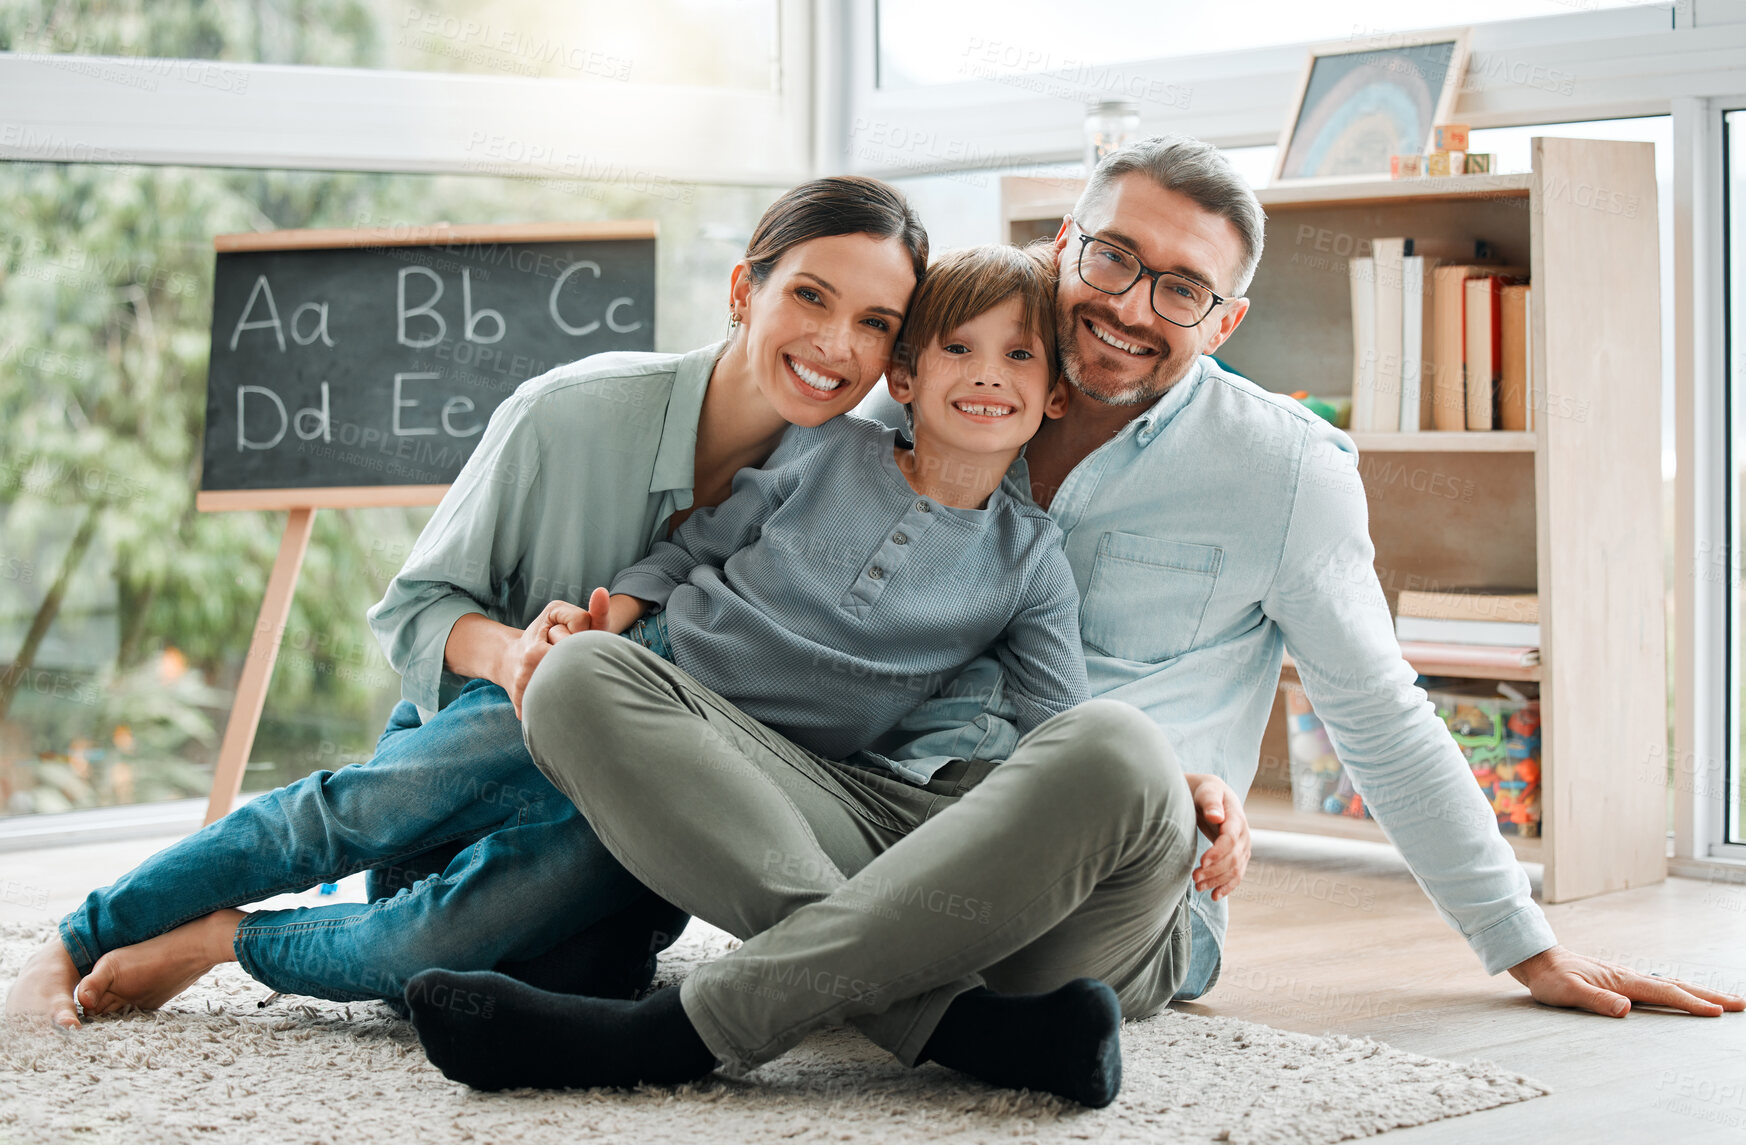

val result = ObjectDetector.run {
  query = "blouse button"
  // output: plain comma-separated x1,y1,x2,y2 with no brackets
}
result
892,531,908,545
869,566,884,580
916,500,931,512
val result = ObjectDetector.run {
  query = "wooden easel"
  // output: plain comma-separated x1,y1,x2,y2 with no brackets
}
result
198,486,445,825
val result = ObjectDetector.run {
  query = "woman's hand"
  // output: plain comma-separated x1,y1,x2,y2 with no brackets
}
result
500,591,612,718
1184,772,1251,902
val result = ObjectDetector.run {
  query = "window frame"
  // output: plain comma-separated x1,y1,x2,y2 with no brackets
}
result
842,1,1746,176
1669,94,1746,870
0,0,816,187
1711,99,1746,862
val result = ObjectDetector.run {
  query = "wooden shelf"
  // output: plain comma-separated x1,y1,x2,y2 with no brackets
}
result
998,173,1535,228
1247,787,1543,864
1347,431,1536,453
1253,173,1533,210
1283,653,1540,685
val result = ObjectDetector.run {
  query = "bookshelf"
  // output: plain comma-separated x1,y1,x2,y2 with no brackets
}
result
1347,431,1534,453
1000,138,1666,903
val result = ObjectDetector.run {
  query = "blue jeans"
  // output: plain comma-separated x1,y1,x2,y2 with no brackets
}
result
1171,900,1222,1001
57,679,650,1002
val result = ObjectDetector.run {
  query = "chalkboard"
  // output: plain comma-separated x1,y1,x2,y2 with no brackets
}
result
198,222,657,511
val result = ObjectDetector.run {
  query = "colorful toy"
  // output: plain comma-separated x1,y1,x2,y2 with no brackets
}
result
1431,684,1542,837
1283,685,1372,820
1433,123,1471,151
1282,679,1540,835
1289,391,1351,428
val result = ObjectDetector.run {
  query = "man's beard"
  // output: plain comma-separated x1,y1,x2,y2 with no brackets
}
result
1057,300,1197,408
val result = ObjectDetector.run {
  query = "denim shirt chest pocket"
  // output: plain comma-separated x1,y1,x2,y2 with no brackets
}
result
1080,531,1224,663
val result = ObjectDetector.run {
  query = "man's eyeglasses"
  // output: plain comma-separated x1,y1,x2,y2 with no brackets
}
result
1073,231,1226,329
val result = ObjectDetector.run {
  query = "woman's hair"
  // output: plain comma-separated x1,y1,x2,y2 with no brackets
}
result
891,243,1059,377
740,175,930,293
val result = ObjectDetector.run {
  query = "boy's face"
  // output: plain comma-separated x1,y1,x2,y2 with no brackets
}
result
888,296,1067,458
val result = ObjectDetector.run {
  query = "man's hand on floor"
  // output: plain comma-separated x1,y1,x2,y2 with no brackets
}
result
1508,945,1746,1017
1184,773,1250,902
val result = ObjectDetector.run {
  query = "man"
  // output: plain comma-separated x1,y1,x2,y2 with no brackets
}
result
868,135,1740,1019
403,136,1739,1105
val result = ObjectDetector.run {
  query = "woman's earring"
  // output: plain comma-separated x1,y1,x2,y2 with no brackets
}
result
729,309,742,332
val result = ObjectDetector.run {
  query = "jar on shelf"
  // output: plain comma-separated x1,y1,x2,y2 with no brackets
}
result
1084,99,1141,173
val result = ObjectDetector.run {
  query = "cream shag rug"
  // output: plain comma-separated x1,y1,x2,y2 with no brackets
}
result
0,921,1546,1144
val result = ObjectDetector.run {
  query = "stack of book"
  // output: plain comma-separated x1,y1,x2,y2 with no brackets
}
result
1348,237,1532,434
1394,588,1540,670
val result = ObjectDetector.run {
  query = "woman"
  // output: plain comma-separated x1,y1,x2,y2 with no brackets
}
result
6,176,928,1028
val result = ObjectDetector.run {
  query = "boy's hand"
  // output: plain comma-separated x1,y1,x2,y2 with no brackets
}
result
543,588,613,639
602,593,648,636
1184,773,1250,901
545,588,647,638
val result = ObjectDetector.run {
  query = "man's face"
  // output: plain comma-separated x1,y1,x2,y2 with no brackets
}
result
1052,173,1251,409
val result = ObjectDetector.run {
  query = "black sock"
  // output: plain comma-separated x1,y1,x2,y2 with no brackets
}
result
918,979,1124,1108
405,971,716,1091
495,894,691,1000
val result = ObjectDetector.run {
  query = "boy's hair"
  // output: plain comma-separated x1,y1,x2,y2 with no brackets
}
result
891,243,1058,378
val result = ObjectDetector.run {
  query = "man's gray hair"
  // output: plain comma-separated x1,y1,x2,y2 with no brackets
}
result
1073,134,1267,297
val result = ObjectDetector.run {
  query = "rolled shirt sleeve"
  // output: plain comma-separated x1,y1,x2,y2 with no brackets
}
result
1262,431,1557,975
366,389,546,714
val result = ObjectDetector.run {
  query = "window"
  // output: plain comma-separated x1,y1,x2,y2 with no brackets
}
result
0,160,784,816
875,0,1671,89
1726,108,1746,845
4,0,781,89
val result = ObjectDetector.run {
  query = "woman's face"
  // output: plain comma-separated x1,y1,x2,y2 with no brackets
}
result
730,232,918,427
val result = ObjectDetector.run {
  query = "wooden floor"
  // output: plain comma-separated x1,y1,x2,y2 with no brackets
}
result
5,827,1744,1143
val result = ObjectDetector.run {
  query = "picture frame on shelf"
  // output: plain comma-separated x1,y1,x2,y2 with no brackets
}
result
1272,28,1471,185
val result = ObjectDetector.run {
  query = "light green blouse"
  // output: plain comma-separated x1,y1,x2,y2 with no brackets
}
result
366,342,721,718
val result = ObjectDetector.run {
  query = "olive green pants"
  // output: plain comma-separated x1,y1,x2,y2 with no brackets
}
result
521,632,1198,1074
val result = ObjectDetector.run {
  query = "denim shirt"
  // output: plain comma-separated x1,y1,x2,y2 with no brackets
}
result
856,357,1557,977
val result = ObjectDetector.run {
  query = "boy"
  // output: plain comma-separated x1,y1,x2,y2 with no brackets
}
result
567,242,1089,761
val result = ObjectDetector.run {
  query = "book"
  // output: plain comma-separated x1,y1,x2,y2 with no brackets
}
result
1395,640,1540,670
1464,273,1528,430
1499,283,1532,431
1400,255,1437,431
1397,588,1539,624
1395,615,1541,646
1296,642,1542,673
1349,256,1377,433
1431,264,1524,431
1367,239,1495,433
1371,240,1407,432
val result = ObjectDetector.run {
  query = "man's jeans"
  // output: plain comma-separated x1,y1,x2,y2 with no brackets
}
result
57,679,650,1002
1174,902,1222,1000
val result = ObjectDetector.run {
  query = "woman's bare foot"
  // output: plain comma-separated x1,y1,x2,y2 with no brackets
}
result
4,938,83,1029
75,909,245,1017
